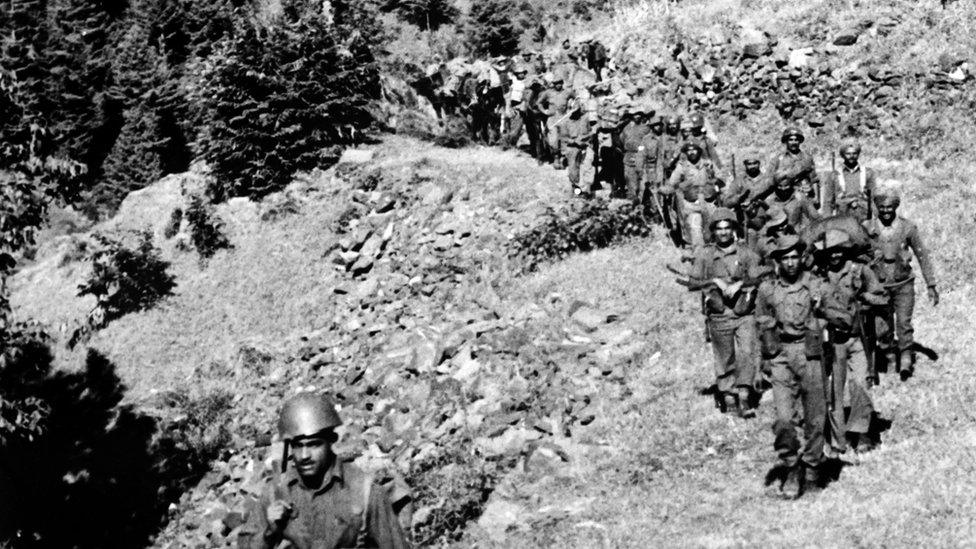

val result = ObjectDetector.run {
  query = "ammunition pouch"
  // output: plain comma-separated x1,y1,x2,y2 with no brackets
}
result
760,328,782,359
804,327,823,359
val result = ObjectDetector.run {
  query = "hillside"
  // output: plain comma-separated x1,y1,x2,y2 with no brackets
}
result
8,0,976,546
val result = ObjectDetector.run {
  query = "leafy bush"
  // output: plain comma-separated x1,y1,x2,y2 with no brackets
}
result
77,230,177,326
186,195,231,259
509,200,653,271
194,5,381,202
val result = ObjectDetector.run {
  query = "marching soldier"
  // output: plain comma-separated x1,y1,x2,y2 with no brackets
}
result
755,235,828,498
767,127,820,204
537,76,575,167
621,105,652,203
813,230,888,454
688,208,767,417
239,393,408,549
723,156,772,248
661,115,684,181
682,112,723,168
764,170,820,235
863,187,939,380
560,98,594,197
636,115,665,217
663,142,723,249
822,142,877,221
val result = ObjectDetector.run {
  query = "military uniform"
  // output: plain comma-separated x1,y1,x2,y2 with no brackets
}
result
863,213,937,370
764,190,819,234
767,150,820,203
722,169,772,249
755,269,827,472
621,119,651,202
822,164,877,221
818,253,887,445
660,133,684,181
538,86,575,159
560,113,592,193
239,461,407,549
689,236,765,408
665,158,720,248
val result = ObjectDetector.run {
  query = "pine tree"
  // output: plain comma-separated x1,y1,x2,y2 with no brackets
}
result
466,0,523,57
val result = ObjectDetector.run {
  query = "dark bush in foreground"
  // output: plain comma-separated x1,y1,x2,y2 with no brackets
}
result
509,200,653,272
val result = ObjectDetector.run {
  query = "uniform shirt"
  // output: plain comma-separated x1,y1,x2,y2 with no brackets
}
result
820,261,887,334
508,76,526,104
722,171,771,208
767,150,820,194
862,216,937,287
620,121,651,157
238,460,407,549
560,115,592,148
689,242,766,318
636,133,663,184
764,191,819,233
823,164,877,220
665,159,719,202
681,133,723,168
660,134,684,178
755,271,824,338
537,88,574,118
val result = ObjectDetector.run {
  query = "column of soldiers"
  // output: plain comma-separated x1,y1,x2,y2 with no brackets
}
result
667,127,940,499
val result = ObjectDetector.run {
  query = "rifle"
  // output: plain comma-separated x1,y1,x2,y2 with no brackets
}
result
731,153,747,239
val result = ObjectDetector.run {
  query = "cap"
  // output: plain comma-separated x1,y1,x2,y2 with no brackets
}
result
709,207,738,228
781,126,805,143
769,234,805,258
278,392,342,440
814,229,853,251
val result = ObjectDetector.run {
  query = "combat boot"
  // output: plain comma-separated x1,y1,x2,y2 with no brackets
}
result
899,350,915,381
802,463,823,495
737,387,756,419
781,464,802,499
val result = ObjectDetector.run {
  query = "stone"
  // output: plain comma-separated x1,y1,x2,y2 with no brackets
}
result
788,48,814,69
833,29,860,46
476,499,526,542
373,192,396,213
570,306,615,332
420,183,453,206
338,149,374,164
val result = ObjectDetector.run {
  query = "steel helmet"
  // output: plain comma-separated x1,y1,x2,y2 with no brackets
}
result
781,126,805,143
709,207,738,228
687,112,705,128
278,392,342,440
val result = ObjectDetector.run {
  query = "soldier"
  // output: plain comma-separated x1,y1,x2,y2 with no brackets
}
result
537,76,575,167
663,142,722,249
661,115,684,181
560,98,594,197
636,115,665,216
755,234,827,498
863,187,939,380
813,229,888,454
764,170,820,235
594,111,626,197
682,112,722,168
523,79,548,161
239,393,408,549
688,208,767,417
621,105,652,204
502,64,528,148
767,127,820,204
755,205,795,264
822,141,877,221
587,39,608,82
723,156,773,248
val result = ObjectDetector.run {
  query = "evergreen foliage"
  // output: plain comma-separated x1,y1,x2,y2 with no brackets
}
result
465,0,525,56
186,195,232,259
195,5,380,201
383,0,458,31
77,231,177,326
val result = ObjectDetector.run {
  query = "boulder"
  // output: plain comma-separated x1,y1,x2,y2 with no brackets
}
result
833,29,860,46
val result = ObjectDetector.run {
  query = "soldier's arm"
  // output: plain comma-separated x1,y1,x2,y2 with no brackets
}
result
237,490,277,549
860,265,889,307
366,481,409,549
907,222,937,288
820,172,836,216
663,164,682,195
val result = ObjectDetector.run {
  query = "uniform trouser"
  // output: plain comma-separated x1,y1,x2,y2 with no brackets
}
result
707,315,759,394
830,336,875,435
875,280,916,352
505,109,524,147
623,154,641,202
598,148,625,196
770,342,826,467
676,194,716,249
522,111,541,157
547,116,562,155
564,146,585,189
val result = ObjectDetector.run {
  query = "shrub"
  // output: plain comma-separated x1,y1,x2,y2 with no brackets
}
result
509,200,653,271
185,195,231,259
194,5,381,202
77,230,177,326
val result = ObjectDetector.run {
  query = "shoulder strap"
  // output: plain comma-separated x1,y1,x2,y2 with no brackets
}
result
355,472,374,548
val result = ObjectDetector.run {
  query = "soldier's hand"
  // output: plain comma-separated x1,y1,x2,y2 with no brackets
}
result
928,286,940,306
266,500,292,528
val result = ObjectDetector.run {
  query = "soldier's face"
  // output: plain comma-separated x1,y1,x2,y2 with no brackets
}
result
877,203,897,223
554,82,563,90
776,178,793,195
744,161,760,176
841,149,860,167
290,432,336,484
777,250,802,278
713,221,735,246
686,148,701,163
785,136,802,153
666,122,679,134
